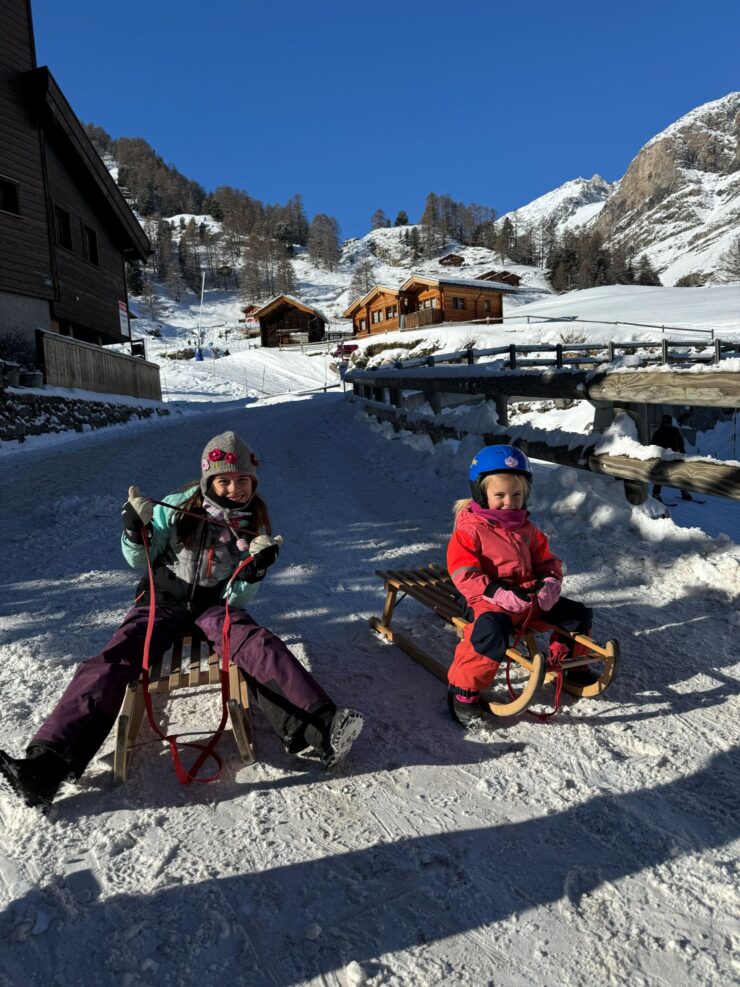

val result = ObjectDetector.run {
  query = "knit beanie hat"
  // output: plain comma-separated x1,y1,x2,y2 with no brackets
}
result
200,430,259,494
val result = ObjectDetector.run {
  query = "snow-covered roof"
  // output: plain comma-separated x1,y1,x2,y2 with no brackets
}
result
254,294,329,323
400,274,519,293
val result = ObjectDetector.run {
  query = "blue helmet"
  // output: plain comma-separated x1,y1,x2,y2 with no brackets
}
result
469,445,532,506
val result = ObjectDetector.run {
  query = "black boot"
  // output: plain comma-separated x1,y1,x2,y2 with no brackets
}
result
448,690,488,728
563,666,602,686
0,747,70,808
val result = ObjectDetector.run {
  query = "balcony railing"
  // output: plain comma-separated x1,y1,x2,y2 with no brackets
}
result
400,308,444,330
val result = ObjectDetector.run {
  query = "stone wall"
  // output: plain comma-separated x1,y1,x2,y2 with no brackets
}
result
0,389,170,443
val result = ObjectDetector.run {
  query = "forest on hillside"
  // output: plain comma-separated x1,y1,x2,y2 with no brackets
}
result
85,124,664,309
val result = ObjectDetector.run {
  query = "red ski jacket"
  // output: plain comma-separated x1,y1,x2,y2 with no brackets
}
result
447,505,563,613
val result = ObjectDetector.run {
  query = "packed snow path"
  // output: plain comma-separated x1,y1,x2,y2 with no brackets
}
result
0,393,738,986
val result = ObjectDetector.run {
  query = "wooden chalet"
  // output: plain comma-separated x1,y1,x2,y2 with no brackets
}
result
343,285,402,335
475,269,522,287
398,275,517,328
0,0,150,355
438,253,465,267
256,295,327,347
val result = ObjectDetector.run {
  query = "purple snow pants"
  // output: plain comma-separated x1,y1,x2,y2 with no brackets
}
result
31,605,334,776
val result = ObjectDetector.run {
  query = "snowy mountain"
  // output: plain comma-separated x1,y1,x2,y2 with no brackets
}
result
500,93,740,286
594,92,740,285
496,175,614,236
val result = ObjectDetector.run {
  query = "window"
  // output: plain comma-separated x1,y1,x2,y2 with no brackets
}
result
82,224,99,265
359,318,367,331
385,305,397,319
482,300,490,312
372,309,383,324
0,177,20,215
452,296,466,310
54,206,72,250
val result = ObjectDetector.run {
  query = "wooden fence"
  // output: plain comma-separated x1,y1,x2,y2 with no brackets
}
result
37,331,162,401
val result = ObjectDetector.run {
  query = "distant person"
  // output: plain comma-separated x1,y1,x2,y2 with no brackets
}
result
650,414,694,502
446,445,599,728
0,431,363,808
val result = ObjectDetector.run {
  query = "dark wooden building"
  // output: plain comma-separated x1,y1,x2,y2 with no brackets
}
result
256,295,327,347
438,253,465,267
476,269,522,287
0,0,150,359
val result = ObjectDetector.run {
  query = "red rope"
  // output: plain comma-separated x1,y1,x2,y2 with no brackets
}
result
139,530,256,784
503,599,565,722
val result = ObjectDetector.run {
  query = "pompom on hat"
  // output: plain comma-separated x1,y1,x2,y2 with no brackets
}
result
200,430,259,494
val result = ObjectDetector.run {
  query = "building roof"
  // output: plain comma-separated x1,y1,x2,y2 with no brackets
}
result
26,67,150,262
476,269,521,282
342,284,401,318
399,274,519,293
255,295,329,322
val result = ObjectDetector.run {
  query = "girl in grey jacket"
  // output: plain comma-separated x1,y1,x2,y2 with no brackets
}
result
0,430,362,807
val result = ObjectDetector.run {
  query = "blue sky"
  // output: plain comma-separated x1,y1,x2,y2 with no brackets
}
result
32,0,740,239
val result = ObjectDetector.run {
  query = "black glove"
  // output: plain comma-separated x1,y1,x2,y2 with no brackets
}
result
238,537,281,584
121,485,153,543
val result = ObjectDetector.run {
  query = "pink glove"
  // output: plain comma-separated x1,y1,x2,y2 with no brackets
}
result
491,586,533,614
536,577,562,612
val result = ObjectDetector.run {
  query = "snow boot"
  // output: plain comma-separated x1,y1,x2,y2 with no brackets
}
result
563,666,602,686
321,708,364,769
0,747,70,809
448,690,488,729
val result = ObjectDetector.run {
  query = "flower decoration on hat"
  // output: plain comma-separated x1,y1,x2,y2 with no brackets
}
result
208,448,224,462
250,453,260,467
225,452,237,464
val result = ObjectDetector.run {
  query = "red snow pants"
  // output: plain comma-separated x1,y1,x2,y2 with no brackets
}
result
448,597,593,694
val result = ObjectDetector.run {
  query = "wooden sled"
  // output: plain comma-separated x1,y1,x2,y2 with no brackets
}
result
113,630,257,782
370,564,618,717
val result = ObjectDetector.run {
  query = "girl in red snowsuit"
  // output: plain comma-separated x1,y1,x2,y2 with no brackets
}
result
447,445,594,727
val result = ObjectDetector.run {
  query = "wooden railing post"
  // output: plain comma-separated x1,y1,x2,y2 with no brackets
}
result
508,344,517,369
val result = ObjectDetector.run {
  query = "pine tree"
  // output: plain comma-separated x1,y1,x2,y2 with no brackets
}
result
636,255,661,286
394,210,409,226
126,260,144,295
409,226,422,263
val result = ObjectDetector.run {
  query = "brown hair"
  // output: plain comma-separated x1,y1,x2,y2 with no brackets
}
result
175,480,272,547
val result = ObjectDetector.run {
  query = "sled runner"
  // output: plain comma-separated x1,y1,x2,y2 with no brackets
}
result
113,629,256,782
370,564,618,716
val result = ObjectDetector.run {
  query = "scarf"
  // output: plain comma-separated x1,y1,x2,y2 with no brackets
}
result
470,501,529,531
203,495,253,552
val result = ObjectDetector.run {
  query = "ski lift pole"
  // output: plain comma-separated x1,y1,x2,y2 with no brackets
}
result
197,271,206,346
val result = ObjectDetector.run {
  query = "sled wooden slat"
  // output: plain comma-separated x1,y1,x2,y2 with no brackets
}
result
208,650,220,685
113,631,257,783
370,564,618,716
189,640,201,687
169,635,184,691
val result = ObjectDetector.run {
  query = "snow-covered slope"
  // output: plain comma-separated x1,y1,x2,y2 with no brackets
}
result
0,362,738,984
497,175,614,236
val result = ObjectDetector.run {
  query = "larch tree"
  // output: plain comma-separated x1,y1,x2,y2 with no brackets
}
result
308,213,341,270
